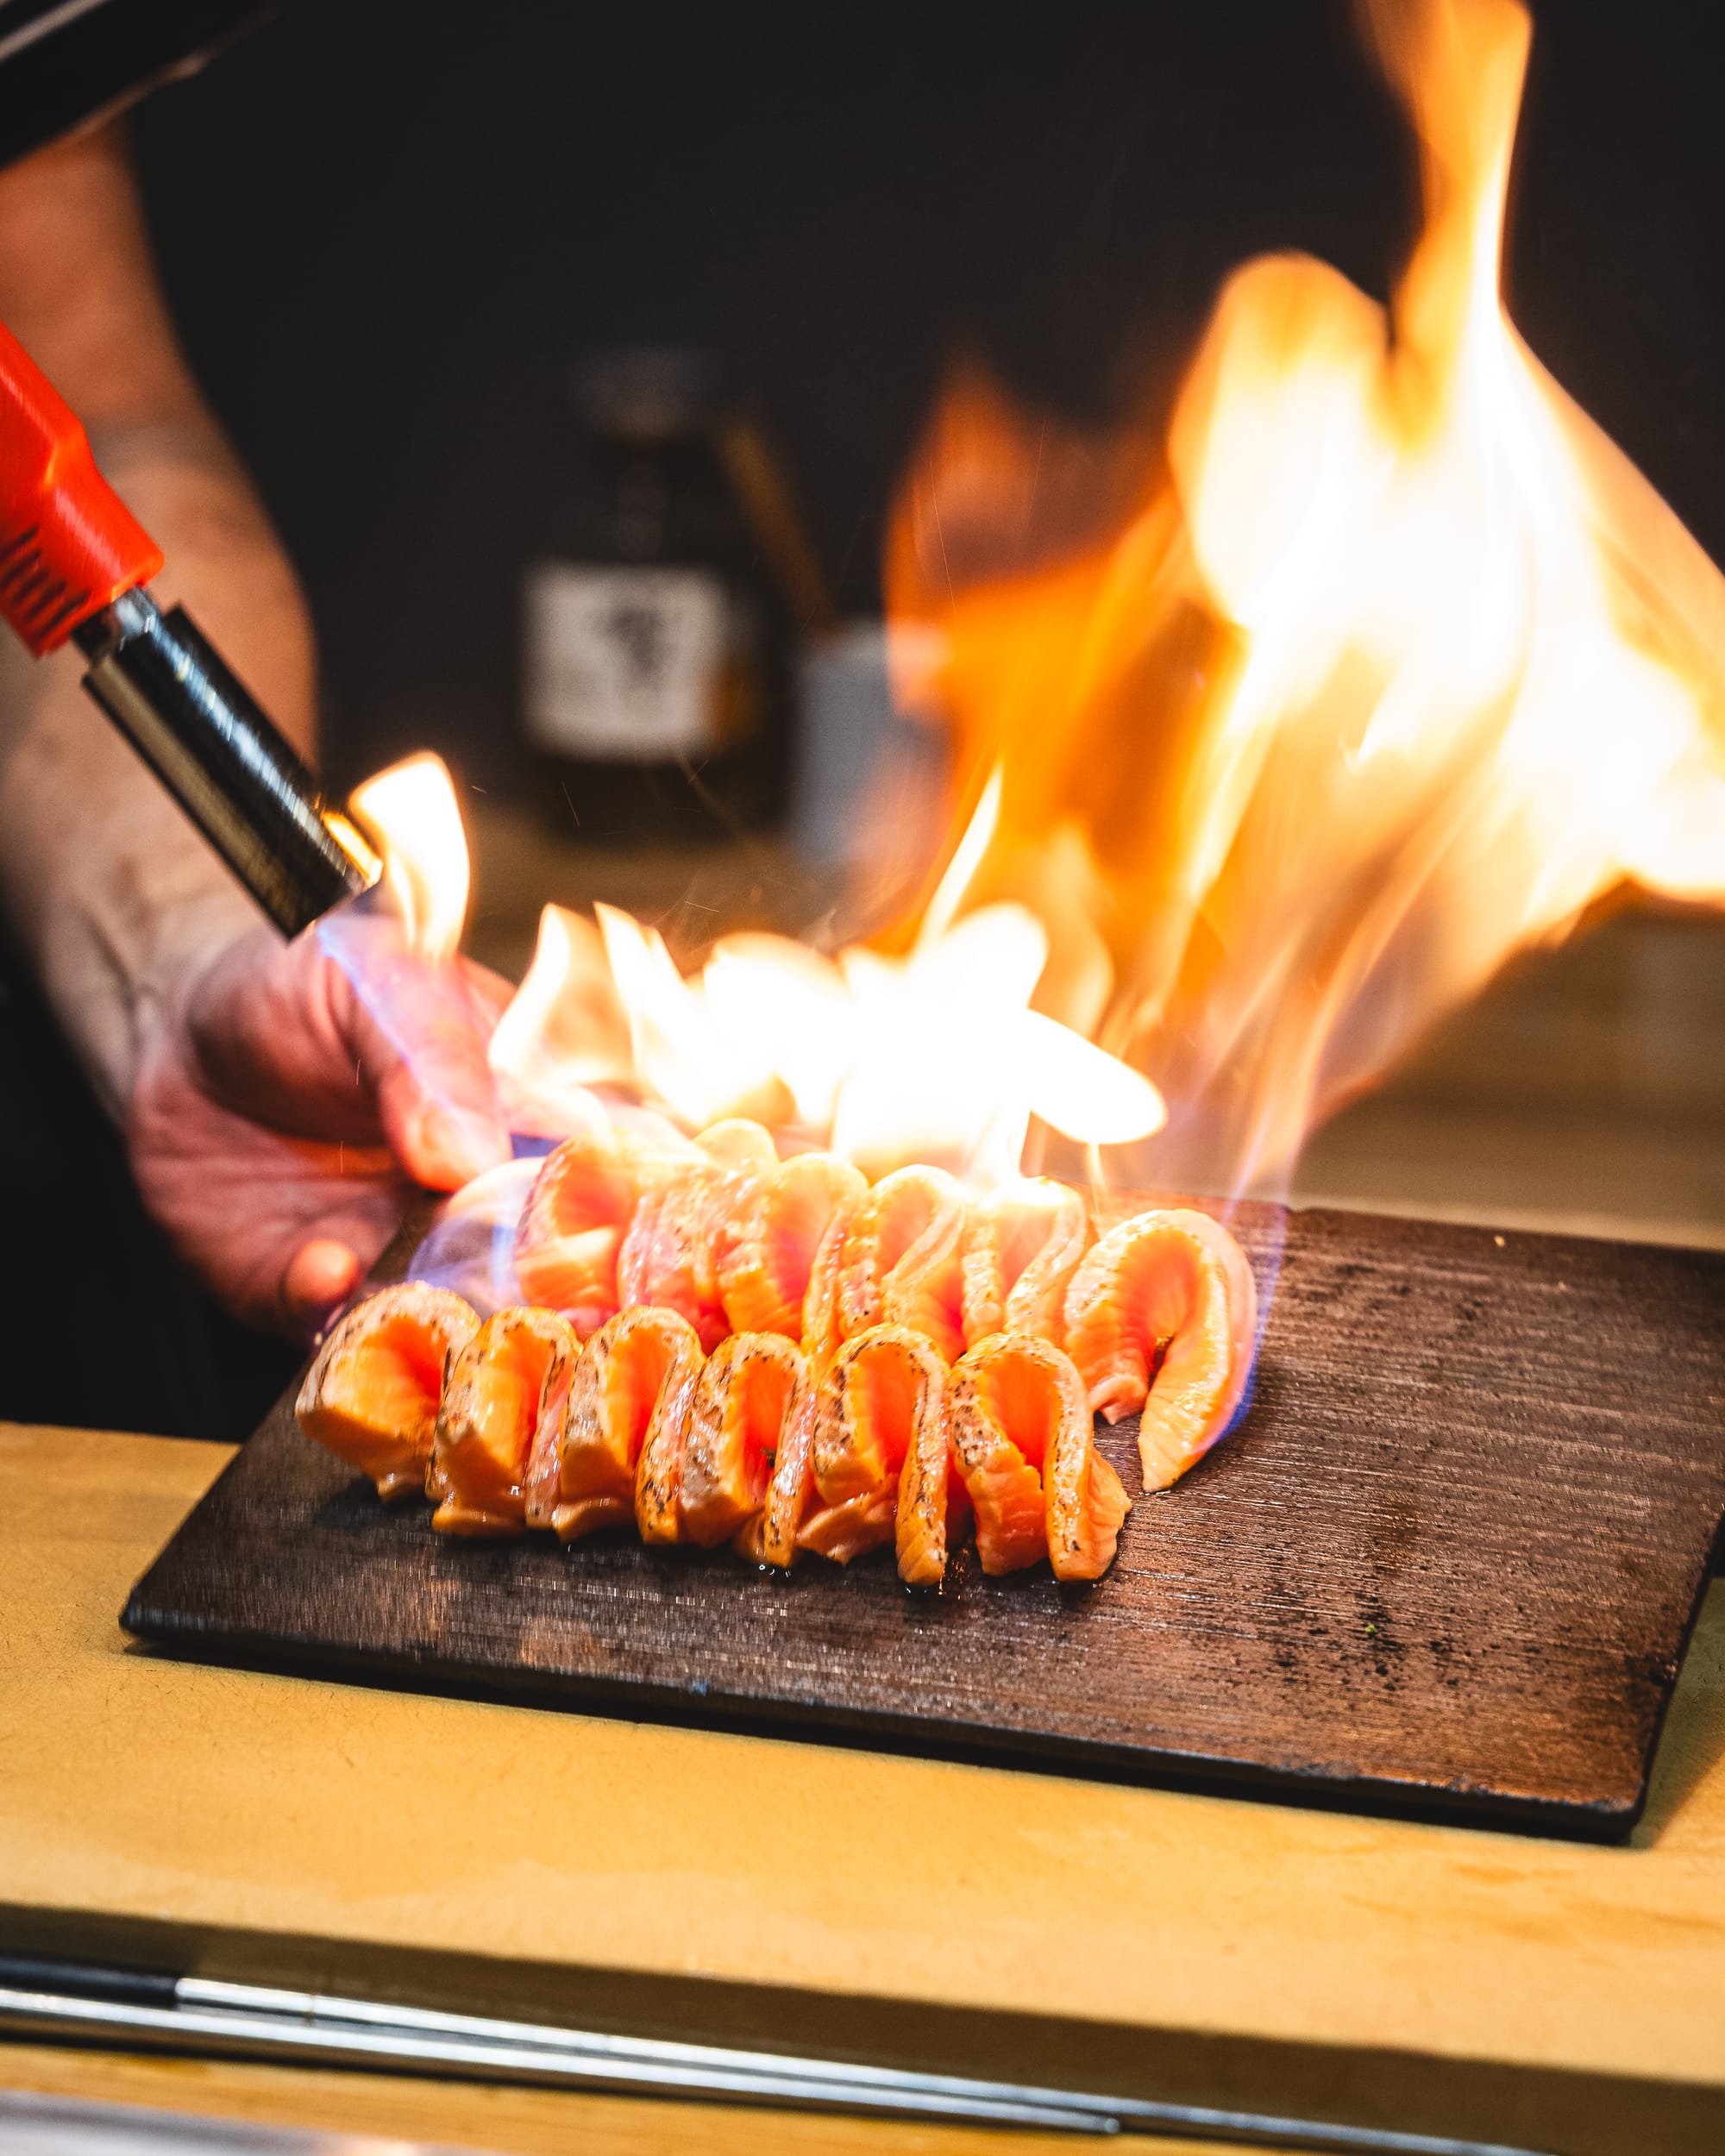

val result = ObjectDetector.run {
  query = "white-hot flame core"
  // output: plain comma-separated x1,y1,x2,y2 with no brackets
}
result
348,753,471,963
484,903,633,1137
486,884,1165,1188
479,770,1165,1186
594,903,790,1132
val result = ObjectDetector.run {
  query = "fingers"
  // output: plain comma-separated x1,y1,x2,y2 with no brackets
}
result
461,956,518,1029
348,967,512,1191
310,911,512,1190
285,1238,366,1328
129,1023,411,1335
373,1068,512,1191
133,917,510,1337
182,924,393,1142
182,919,512,1191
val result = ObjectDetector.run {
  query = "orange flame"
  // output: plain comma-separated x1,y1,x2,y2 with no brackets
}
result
486,905,632,1096
886,0,1725,1195
348,752,471,963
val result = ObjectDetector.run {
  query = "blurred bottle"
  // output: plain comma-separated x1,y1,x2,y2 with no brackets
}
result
521,347,817,841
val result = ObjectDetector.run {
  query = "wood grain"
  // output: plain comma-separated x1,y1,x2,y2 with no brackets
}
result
8,1423,1725,2149
122,1205,1725,1837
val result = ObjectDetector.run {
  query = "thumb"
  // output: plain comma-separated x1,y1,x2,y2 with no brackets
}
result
378,1054,512,1190
284,1237,367,1327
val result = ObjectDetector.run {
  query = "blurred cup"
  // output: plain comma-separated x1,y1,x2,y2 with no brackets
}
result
791,620,949,875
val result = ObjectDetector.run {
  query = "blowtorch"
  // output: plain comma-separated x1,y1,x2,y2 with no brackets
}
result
0,317,377,936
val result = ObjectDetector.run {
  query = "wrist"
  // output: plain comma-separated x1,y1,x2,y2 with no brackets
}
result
0,432,321,1121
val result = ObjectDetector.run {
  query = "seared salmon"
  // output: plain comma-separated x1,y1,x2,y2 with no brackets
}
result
430,1306,578,1535
949,1332,1129,1579
718,1150,866,1341
803,1166,966,1365
798,1203,850,1369
681,1332,810,1549
616,1120,779,1352
960,1178,1091,1349
769,1169,967,1564
513,1126,684,1336
799,1324,966,1583
617,1163,728,1351
1043,1376,1132,1583
762,1206,865,1564
552,1305,704,1544
1063,1207,1257,1489
295,1283,480,1500
693,1117,782,1176
750,1371,822,1569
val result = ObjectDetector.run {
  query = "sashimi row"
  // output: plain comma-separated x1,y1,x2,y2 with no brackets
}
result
505,1120,1257,1491
294,1125,1258,1585
298,1291,1130,1584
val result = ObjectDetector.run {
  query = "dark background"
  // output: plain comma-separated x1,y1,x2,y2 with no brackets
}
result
129,0,1725,797
7,0,1724,1438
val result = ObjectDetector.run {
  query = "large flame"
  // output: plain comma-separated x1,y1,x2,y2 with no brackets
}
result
884,0,1725,1196
329,748,1164,1186
489,783,1167,1187
368,0,1725,1215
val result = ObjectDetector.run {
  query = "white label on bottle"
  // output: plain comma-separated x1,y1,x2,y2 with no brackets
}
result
522,563,725,760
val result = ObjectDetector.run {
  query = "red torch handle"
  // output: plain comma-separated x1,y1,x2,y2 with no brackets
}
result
0,317,164,655
0,316,373,934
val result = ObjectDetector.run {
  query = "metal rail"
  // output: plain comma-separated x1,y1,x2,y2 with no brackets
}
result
0,1960,1556,2155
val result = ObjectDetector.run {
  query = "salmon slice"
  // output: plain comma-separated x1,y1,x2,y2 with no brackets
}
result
296,1283,480,1500
1043,1377,1132,1583
719,1151,866,1340
947,1332,1059,1574
430,1306,578,1535
1063,1207,1258,1489
894,1354,970,1590
768,1169,963,1563
617,1163,729,1351
684,1116,783,1292
693,1117,781,1176
960,1178,1091,1349
552,1305,704,1544
830,1166,968,1363
523,1332,582,1528
681,1332,810,1549
614,1121,775,1352
513,1127,683,1336
797,1200,851,1369
949,1332,1129,1579
761,1210,863,1563
798,1324,966,1583
749,1371,823,1569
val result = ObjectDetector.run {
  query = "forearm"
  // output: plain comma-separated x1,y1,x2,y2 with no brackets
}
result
0,126,317,1116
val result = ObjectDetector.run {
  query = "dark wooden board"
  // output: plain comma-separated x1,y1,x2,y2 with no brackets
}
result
123,1206,1725,1838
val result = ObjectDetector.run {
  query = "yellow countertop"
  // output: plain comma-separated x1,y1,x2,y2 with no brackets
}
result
3,1420,1723,2153
0,2044,1244,2156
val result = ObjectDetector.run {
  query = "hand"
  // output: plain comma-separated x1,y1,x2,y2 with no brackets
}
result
127,919,512,1335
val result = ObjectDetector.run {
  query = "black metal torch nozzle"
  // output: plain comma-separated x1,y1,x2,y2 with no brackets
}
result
73,589,378,938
